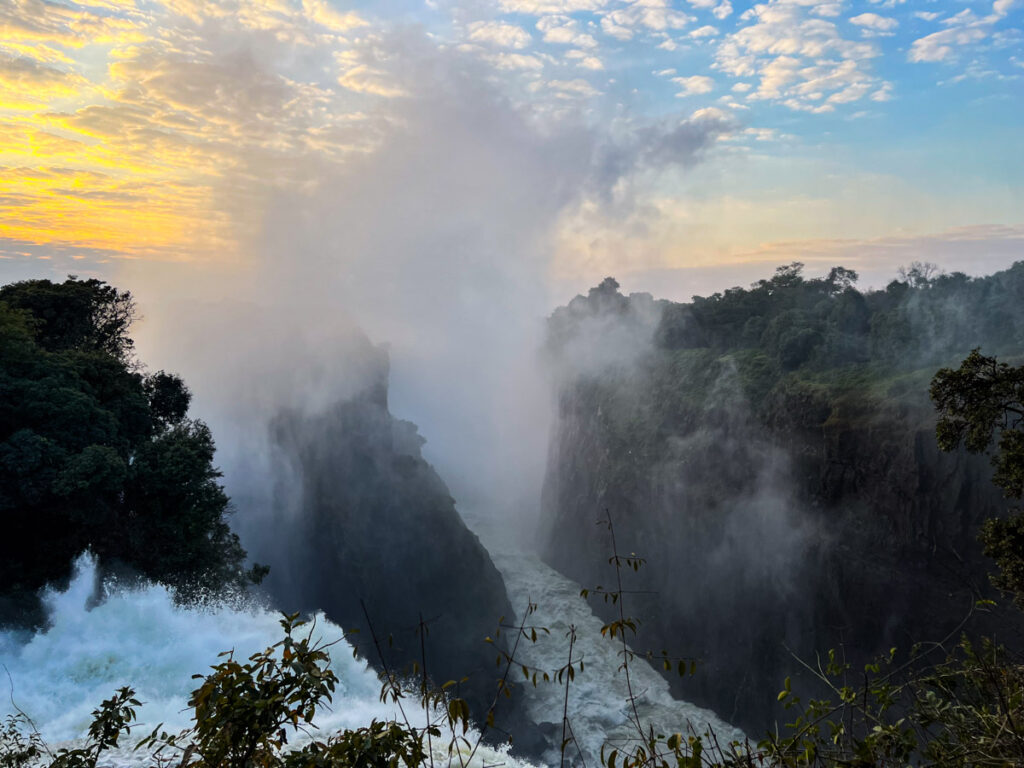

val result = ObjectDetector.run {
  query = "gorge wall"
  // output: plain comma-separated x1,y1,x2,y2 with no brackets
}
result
249,341,532,749
539,266,1024,734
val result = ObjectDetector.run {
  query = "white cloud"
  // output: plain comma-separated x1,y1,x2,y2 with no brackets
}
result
731,81,752,91
909,28,986,61
602,1,692,34
467,21,532,49
849,12,898,32
487,52,545,69
654,67,677,76
715,0,887,111
600,16,634,39
498,0,608,11
870,82,893,100
300,0,367,32
811,3,841,17
545,77,600,96
672,74,715,95
744,126,778,140
907,1,1017,65
537,15,598,47
914,11,942,21
565,48,604,68
690,24,720,37
712,1,733,19
337,63,407,97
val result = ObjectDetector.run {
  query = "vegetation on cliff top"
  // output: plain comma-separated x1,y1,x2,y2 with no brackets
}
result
548,261,1024,421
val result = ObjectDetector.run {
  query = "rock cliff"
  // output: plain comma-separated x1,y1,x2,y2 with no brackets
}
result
539,271,1022,734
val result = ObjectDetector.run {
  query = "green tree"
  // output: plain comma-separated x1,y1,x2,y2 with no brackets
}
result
0,277,253,624
931,349,1024,603
0,277,137,362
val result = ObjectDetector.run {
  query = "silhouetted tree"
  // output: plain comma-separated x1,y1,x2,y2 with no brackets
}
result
0,278,252,625
932,348,1024,603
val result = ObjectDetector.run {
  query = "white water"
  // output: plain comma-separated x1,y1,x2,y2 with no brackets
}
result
465,513,748,767
0,555,536,768
0,538,745,768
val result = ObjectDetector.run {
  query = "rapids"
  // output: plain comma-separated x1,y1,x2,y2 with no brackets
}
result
1,536,745,767
0,555,534,768
465,511,748,766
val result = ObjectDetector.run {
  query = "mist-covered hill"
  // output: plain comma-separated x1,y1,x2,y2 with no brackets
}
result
540,262,1024,732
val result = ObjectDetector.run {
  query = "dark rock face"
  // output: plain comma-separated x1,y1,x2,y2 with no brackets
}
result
260,354,520,744
539,281,1020,736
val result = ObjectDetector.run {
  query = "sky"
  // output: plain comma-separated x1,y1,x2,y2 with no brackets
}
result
0,0,1021,300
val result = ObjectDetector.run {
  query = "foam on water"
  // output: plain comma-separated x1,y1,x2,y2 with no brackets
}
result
0,555,537,768
462,510,748,767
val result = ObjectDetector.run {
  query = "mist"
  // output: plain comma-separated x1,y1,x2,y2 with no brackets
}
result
107,27,738,556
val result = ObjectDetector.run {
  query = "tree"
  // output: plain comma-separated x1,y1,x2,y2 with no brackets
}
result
0,278,253,624
898,261,941,289
0,277,137,362
932,348,1024,602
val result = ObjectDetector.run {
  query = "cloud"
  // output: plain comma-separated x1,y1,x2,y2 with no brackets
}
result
725,224,1024,286
907,0,1017,64
566,49,604,69
498,0,608,12
673,74,716,95
712,1,733,20
601,0,692,35
849,12,898,32
0,0,148,49
543,77,601,96
715,0,887,111
0,54,90,108
909,16,988,62
600,15,634,39
300,0,366,32
690,25,720,37
537,15,598,47
486,51,545,70
467,21,532,49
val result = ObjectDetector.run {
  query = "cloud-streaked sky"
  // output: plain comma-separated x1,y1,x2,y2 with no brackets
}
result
0,0,1021,294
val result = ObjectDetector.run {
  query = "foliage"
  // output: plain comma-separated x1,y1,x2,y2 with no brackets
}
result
1,715,44,768
1,615,440,768
548,260,1024,385
932,349,1024,604
0,277,256,623
0,277,137,363
932,349,1024,499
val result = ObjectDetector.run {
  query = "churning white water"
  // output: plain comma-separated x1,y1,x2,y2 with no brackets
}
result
0,555,535,768
1,539,744,768
464,511,747,767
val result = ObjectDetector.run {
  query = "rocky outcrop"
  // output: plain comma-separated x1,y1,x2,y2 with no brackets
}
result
539,280,1019,736
258,347,530,749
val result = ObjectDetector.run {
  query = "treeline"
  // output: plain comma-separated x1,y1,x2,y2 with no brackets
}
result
550,261,1024,379
0,277,257,626
663,261,1024,369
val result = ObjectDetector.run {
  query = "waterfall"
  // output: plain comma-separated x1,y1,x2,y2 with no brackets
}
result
0,554,537,768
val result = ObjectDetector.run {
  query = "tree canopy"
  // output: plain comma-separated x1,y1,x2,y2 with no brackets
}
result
0,277,251,625
932,349,1024,603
